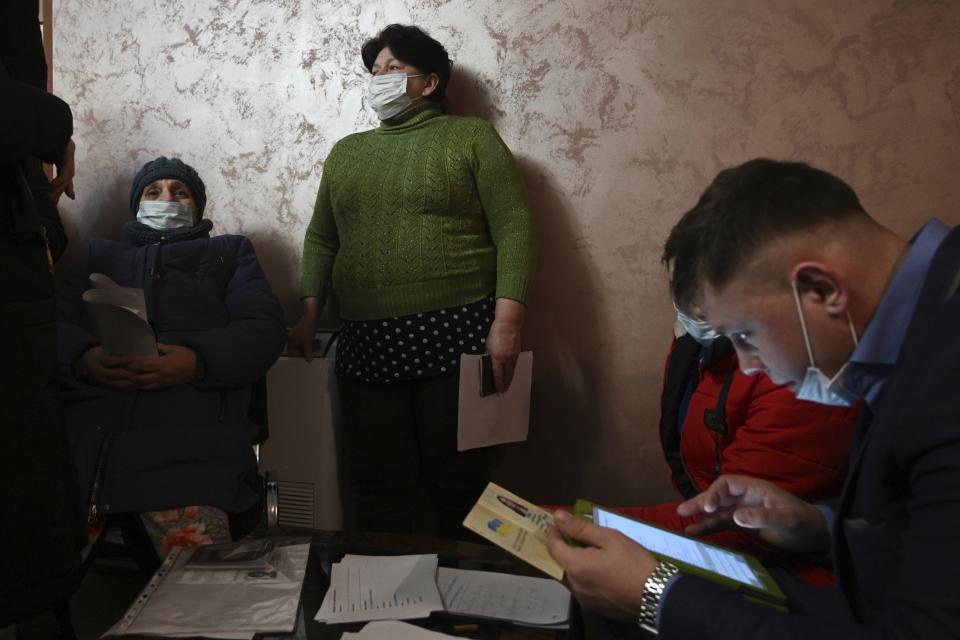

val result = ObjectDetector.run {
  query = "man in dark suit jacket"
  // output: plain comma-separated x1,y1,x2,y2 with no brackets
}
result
547,159,960,638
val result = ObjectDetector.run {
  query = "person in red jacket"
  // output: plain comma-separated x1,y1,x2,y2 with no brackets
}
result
616,309,859,583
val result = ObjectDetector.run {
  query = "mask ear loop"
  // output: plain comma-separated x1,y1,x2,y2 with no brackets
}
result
846,312,859,347
794,280,860,365
792,280,817,367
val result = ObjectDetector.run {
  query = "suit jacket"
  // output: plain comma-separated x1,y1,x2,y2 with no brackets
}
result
659,226,960,639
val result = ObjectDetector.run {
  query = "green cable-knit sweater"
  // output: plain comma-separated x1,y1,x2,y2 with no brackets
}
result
300,103,536,321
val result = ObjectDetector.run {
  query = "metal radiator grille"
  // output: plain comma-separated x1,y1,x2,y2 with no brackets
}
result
277,480,316,529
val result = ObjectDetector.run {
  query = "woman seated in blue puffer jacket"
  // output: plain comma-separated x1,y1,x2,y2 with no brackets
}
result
57,157,286,563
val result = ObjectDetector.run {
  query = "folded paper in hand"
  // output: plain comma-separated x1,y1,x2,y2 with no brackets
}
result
457,352,532,451
82,273,157,357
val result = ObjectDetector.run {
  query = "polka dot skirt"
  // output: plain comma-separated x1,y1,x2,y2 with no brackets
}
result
335,296,495,383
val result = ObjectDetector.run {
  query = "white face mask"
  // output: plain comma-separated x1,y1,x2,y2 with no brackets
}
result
136,200,195,230
366,73,424,121
675,307,720,346
791,280,859,406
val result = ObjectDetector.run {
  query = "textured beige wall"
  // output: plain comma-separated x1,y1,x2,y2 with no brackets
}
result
54,1,960,505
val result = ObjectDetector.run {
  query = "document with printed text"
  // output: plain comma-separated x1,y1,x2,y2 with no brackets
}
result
437,567,570,627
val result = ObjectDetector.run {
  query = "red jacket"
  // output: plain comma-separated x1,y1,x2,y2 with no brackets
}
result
619,335,859,583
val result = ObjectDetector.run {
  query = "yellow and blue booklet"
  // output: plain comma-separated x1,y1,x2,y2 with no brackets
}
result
462,482,564,580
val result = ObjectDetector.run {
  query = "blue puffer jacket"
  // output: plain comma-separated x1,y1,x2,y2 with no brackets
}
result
57,221,285,520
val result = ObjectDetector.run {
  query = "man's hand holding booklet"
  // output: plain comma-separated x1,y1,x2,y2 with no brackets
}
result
464,482,786,607
462,483,564,580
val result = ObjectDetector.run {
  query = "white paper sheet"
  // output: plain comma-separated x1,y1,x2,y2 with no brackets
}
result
340,620,460,639
315,554,444,625
436,567,570,627
83,273,157,357
456,352,533,451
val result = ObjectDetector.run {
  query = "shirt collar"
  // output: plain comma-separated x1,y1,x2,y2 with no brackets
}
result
851,218,950,367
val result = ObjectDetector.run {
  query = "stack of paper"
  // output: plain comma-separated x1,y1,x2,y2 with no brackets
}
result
437,567,570,629
315,554,445,625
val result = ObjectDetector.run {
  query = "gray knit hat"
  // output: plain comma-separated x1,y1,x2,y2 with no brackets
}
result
129,157,207,218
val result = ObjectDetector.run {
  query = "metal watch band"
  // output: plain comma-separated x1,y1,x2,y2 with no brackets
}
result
637,560,680,634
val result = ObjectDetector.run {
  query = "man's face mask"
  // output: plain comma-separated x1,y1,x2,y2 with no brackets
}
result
366,72,424,121
676,307,720,346
791,280,859,406
136,200,195,230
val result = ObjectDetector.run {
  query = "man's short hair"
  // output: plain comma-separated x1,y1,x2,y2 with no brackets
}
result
662,158,867,310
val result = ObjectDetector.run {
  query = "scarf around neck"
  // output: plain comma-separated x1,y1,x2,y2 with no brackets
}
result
122,218,213,246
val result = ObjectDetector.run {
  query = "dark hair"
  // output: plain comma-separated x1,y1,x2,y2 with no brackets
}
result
662,158,867,309
361,24,452,105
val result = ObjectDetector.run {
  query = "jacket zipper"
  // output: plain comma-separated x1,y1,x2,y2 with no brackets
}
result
87,431,116,524
676,362,706,497
146,237,166,328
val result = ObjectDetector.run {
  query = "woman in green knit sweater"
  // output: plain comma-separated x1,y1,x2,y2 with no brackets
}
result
289,24,536,539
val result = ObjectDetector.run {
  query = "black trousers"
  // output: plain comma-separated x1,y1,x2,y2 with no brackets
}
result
339,373,502,540
0,216,82,626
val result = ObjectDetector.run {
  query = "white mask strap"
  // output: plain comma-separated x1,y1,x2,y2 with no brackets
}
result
371,73,424,81
847,312,859,347
791,280,817,367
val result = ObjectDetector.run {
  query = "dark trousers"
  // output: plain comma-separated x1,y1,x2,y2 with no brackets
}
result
339,373,502,540
0,222,81,626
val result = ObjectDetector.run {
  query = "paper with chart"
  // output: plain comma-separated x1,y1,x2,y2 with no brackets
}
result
82,273,157,357
315,554,444,624
437,567,570,627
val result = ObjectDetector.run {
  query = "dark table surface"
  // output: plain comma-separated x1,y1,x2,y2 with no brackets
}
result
270,526,582,640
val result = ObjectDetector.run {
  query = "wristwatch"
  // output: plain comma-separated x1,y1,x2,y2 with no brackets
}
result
637,561,680,634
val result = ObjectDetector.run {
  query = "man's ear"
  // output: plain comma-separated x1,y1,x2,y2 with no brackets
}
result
792,262,848,315
421,73,440,97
